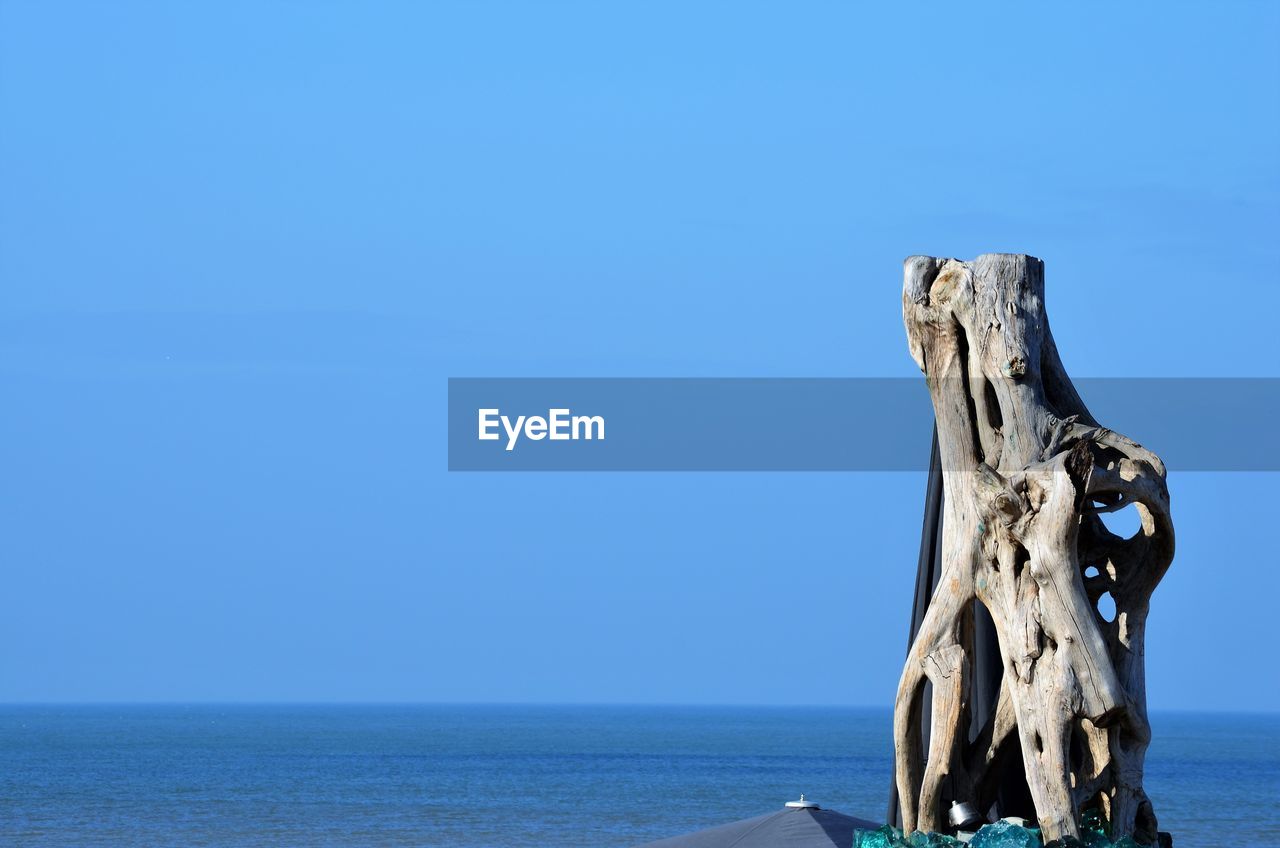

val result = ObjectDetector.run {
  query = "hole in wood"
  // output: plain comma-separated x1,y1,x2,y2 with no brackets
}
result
1084,565,1100,579
1013,544,1030,581
1098,501,1142,539
983,377,1003,431
955,328,985,460
1069,724,1086,773
1097,592,1117,623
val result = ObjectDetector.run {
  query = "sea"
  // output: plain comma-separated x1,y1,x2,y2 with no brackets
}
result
0,705,1275,847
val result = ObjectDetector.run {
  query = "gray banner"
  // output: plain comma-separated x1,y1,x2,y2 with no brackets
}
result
447,378,1280,471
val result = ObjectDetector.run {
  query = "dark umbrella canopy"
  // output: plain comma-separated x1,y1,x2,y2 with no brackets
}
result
636,803,879,848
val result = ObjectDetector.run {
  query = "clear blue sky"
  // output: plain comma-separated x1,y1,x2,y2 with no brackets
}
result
1,2,1277,711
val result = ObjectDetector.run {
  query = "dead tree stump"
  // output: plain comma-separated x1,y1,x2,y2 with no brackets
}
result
893,254,1174,844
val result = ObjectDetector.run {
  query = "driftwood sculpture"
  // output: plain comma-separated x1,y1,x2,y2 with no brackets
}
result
893,255,1174,844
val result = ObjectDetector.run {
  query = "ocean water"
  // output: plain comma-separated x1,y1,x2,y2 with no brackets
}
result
0,705,1275,847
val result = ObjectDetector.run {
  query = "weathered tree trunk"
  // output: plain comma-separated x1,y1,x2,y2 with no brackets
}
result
893,255,1174,844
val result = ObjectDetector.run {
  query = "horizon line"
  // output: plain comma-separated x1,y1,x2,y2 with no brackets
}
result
0,701,1275,716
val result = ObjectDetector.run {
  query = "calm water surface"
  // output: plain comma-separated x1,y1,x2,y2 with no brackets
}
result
0,706,1274,846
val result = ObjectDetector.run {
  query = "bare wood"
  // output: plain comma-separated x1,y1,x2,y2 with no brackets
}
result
893,255,1173,844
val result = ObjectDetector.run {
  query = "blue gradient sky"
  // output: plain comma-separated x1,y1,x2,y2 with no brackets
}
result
1,2,1277,710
